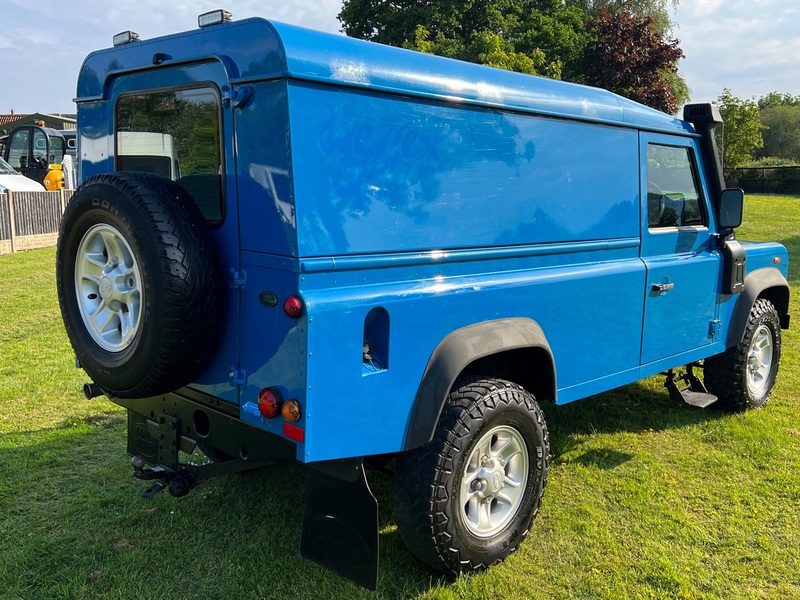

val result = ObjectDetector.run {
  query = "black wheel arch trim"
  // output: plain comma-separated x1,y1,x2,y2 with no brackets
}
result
404,317,555,451
727,267,790,347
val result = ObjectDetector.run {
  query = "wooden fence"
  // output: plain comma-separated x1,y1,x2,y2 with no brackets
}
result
0,189,73,255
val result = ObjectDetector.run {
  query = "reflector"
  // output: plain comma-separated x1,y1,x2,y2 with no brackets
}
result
283,422,305,443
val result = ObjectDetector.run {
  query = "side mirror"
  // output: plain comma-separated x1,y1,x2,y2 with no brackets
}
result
719,188,744,229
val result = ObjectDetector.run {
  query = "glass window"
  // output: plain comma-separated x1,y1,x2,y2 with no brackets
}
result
116,87,223,223
647,144,705,229
8,129,29,170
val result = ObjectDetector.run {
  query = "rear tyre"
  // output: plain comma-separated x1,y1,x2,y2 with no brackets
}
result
705,298,782,411
393,377,549,574
56,172,222,399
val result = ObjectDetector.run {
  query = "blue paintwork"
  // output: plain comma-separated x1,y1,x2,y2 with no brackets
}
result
76,18,692,135
75,15,789,463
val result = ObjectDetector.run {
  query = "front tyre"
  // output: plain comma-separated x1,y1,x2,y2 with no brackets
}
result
705,298,782,411
393,377,549,574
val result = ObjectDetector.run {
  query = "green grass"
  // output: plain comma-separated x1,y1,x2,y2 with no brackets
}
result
1,194,799,599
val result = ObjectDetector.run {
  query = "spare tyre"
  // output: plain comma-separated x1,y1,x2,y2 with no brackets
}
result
56,172,222,399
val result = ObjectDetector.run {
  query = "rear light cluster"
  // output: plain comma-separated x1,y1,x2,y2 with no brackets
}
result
254,295,304,440
257,387,302,422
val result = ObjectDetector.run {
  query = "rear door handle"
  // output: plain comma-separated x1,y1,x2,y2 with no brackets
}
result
651,282,675,292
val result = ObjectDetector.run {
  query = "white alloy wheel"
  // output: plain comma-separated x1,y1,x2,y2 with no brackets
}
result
745,323,774,396
459,424,529,538
74,223,143,352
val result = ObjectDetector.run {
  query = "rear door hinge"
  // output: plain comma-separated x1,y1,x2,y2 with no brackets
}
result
230,268,247,290
229,368,247,389
709,319,722,337
221,85,255,109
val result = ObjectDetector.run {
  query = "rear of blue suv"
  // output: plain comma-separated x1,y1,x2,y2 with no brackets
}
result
57,11,790,589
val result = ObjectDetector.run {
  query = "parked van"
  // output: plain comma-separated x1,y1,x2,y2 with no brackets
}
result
56,11,790,589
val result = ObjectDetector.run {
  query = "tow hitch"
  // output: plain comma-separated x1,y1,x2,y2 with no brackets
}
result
128,412,270,499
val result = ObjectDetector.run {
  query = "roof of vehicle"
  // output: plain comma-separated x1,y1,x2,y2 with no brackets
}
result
77,17,695,136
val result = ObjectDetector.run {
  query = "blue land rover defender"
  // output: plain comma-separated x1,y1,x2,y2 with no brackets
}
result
56,10,790,589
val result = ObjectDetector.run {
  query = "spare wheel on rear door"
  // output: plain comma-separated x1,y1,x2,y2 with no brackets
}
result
56,172,223,399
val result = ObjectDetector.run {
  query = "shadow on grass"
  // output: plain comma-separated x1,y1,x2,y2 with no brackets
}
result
0,381,736,599
0,417,445,599
543,380,728,464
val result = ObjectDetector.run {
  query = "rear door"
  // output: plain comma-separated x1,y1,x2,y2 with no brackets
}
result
109,62,241,404
639,133,721,364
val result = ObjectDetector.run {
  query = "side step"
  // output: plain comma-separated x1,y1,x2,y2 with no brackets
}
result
664,366,718,408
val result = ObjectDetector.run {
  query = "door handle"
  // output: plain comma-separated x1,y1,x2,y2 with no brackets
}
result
651,282,675,292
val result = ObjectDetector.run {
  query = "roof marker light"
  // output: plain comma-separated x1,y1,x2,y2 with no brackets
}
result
198,9,232,28
113,31,140,46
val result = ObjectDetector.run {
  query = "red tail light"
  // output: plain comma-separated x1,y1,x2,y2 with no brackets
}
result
283,295,303,318
257,387,282,418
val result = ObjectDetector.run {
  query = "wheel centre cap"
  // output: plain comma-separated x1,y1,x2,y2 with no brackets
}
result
99,277,113,300
490,471,503,493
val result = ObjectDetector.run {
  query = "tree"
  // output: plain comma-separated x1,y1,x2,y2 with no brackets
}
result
759,105,800,162
568,0,679,33
584,9,683,113
338,0,591,78
757,91,800,110
715,89,764,169
338,0,688,110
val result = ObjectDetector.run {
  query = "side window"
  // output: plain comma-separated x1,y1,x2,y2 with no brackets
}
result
33,130,48,166
115,87,223,223
8,130,29,169
647,144,705,229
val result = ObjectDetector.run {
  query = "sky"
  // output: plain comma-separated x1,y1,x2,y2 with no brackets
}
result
0,0,798,115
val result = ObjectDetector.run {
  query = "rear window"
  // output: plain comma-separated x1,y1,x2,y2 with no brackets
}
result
115,87,223,223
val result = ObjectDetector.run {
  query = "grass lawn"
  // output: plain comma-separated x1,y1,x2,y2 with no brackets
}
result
0,194,798,599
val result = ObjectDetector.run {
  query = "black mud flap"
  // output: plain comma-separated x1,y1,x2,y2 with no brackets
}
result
301,461,379,590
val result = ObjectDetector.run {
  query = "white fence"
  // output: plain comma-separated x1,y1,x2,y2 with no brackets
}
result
0,189,74,255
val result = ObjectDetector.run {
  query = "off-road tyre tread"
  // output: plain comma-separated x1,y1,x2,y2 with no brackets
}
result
57,172,222,398
393,376,549,574
705,298,781,411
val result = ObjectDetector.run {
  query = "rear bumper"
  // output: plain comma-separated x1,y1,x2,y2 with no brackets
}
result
113,389,297,465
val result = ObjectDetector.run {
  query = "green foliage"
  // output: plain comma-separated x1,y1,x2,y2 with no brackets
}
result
342,0,582,78
758,91,800,110
715,88,764,169
339,0,686,113
569,0,680,35
759,105,800,162
584,8,683,113
739,156,800,168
